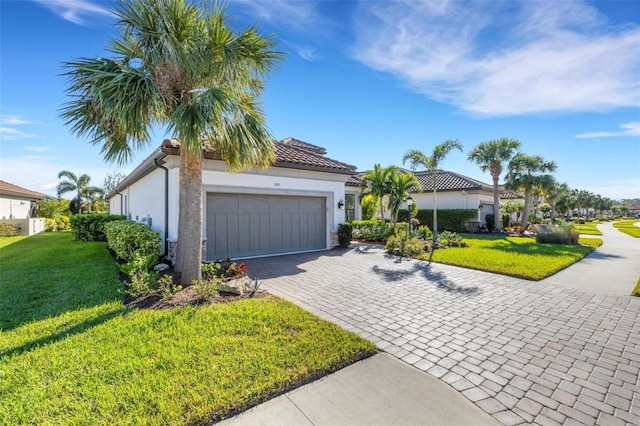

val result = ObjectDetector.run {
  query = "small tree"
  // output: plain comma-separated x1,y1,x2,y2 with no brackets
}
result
361,164,396,222
387,173,420,224
402,139,463,246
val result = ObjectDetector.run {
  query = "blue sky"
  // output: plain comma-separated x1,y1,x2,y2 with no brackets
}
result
1,0,639,200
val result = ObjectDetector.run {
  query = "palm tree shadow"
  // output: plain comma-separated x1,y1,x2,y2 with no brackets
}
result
0,305,124,360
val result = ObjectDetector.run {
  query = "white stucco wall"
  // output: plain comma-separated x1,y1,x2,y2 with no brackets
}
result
110,155,351,259
108,168,168,254
0,196,32,219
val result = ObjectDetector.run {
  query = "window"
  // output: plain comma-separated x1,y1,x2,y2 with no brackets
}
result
345,193,356,221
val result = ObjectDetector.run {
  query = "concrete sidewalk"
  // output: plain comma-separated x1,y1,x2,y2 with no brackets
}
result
541,221,640,295
217,353,499,426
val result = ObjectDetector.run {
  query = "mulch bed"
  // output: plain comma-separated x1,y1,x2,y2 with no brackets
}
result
122,268,266,311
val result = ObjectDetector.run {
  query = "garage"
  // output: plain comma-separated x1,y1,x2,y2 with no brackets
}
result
206,193,326,260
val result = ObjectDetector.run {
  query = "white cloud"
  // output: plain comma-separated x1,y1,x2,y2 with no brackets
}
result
575,122,640,139
0,114,35,125
33,0,113,26
0,127,36,140
352,0,640,116
27,146,52,152
233,0,318,31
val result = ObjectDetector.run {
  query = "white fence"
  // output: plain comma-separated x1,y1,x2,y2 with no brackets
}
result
0,218,46,236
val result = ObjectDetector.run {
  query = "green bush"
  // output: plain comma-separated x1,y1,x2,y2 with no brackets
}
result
385,227,426,258
501,214,511,229
338,222,353,247
351,219,388,242
438,230,469,248
417,225,433,240
104,220,161,262
535,223,579,245
485,214,495,232
45,218,57,232
70,214,126,241
120,252,160,297
398,209,477,233
0,223,21,237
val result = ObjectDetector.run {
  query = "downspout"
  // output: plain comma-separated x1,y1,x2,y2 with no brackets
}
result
154,158,169,258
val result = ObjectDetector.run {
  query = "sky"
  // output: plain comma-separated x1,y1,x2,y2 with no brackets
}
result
1,0,639,200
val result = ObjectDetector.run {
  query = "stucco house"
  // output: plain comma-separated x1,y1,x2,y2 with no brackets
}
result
349,170,498,225
0,180,46,235
107,137,356,261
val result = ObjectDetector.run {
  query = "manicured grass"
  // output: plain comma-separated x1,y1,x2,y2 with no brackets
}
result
632,275,640,297
613,220,640,238
574,221,603,235
419,234,601,280
0,233,376,425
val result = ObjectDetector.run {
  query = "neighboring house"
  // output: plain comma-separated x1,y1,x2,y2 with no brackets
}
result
350,170,497,225
0,180,46,235
0,180,46,219
107,137,356,261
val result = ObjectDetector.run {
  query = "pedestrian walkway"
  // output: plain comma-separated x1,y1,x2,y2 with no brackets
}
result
541,222,640,296
218,353,499,426
234,236,640,425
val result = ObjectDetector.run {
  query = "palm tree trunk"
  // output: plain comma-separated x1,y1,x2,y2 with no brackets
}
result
175,152,203,284
521,190,532,228
492,174,501,231
550,200,557,223
432,171,438,245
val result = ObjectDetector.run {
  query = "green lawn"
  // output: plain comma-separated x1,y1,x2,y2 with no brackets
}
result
0,233,376,425
632,275,640,297
420,234,602,280
613,220,640,237
574,221,603,235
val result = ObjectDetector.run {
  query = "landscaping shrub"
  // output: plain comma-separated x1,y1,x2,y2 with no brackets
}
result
398,209,477,233
70,213,126,241
535,222,579,245
338,222,353,247
0,222,21,237
104,220,160,262
485,214,495,232
417,225,433,240
119,252,159,297
501,214,511,230
438,230,469,248
385,226,426,258
45,218,57,232
351,219,387,242
56,215,70,231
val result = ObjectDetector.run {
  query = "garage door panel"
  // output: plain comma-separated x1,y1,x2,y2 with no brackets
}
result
207,194,325,259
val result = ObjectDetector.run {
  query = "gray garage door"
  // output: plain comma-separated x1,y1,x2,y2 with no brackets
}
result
206,193,326,260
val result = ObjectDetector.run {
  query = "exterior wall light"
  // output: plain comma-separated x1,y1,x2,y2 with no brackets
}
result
338,199,344,210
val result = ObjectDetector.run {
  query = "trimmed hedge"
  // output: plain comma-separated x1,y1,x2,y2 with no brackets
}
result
69,214,126,241
0,223,21,237
104,220,160,262
398,209,477,232
338,222,353,247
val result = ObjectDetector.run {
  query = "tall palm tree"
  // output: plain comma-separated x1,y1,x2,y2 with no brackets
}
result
61,0,282,283
505,153,557,227
402,138,463,245
544,181,570,223
361,164,396,222
467,138,521,232
56,170,102,214
388,173,421,224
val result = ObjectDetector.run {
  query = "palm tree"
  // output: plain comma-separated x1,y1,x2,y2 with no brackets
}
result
56,170,102,214
544,181,570,223
388,173,420,224
505,153,557,227
402,138,463,245
361,164,396,222
467,138,521,232
61,0,282,283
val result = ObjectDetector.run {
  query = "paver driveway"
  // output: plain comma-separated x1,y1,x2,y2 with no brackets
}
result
246,244,640,425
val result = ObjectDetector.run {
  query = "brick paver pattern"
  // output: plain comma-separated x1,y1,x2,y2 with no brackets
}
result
246,244,640,426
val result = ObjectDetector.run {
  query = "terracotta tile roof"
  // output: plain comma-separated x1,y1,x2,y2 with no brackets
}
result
161,138,356,175
279,137,327,155
412,170,493,192
349,169,493,192
0,180,47,199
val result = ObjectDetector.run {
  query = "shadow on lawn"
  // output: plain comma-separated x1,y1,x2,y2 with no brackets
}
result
0,304,124,360
0,233,123,331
